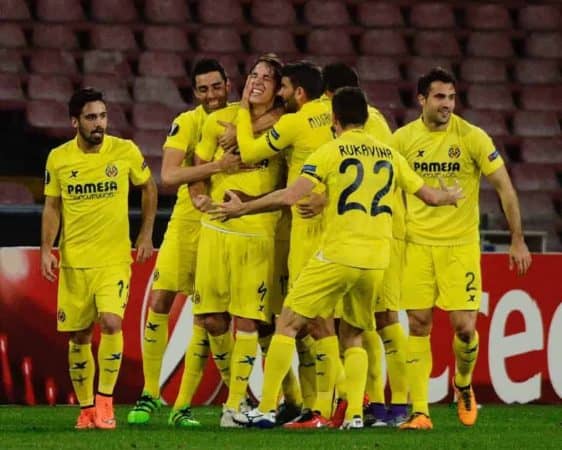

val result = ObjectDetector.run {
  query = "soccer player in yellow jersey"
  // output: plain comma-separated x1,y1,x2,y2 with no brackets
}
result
394,68,532,430
40,88,157,430
211,87,462,429
127,59,240,427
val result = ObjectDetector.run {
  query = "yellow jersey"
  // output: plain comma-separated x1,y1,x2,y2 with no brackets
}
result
301,128,424,269
163,105,208,222
44,135,151,268
196,103,282,236
393,114,505,246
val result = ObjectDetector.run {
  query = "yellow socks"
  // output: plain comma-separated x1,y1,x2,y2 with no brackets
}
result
68,341,95,407
379,323,408,405
453,331,479,388
296,335,316,410
97,331,123,396
225,331,258,410
343,346,368,420
142,309,169,398
406,335,432,416
173,325,209,410
313,335,339,418
363,330,385,404
209,330,234,387
259,334,296,412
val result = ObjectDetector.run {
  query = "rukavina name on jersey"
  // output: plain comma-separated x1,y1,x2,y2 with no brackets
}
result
67,180,119,199
308,112,331,129
413,161,461,177
338,144,393,159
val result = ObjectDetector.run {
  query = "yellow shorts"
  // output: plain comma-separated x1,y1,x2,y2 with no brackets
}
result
285,256,384,331
57,263,131,332
376,239,406,313
288,219,324,287
152,219,200,295
401,242,481,311
193,225,274,322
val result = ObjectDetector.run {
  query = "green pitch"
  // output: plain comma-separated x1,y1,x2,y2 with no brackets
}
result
0,404,560,449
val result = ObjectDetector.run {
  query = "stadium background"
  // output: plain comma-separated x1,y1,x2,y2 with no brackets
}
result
0,0,560,407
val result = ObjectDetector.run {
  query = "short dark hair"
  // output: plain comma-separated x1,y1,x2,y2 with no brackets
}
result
322,63,359,93
68,87,104,118
191,58,227,87
332,87,368,128
282,61,323,100
417,67,456,97
248,53,283,91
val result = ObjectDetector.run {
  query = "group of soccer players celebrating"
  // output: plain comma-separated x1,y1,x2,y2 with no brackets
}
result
41,52,532,431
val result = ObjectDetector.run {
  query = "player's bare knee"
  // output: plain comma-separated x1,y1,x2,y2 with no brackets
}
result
276,307,307,337
407,310,432,336
235,317,257,333
98,313,122,334
149,290,176,314
69,326,94,345
307,317,335,339
375,310,399,330
338,320,362,350
203,313,230,336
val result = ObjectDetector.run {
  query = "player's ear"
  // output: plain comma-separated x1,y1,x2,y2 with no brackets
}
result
225,79,232,95
70,116,78,129
417,94,426,108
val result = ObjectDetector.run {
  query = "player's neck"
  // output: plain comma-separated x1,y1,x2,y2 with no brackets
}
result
421,112,448,132
250,99,275,119
76,134,102,153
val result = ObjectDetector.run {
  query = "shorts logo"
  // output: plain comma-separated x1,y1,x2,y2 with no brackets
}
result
153,269,160,282
168,123,180,137
57,308,66,323
191,290,201,304
45,170,50,185
105,163,118,177
448,145,461,159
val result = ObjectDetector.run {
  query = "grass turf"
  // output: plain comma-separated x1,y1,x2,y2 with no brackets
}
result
0,404,560,449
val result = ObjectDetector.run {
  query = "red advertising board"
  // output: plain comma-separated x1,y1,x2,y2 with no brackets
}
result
0,247,560,405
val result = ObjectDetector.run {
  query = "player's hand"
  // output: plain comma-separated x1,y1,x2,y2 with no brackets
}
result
240,76,254,109
439,177,464,206
217,120,238,153
194,194,215,213
208,190,243,221
509,238,532,276
297,192,327,219
40,247,58,282
217,150,241,174
134,234,154,263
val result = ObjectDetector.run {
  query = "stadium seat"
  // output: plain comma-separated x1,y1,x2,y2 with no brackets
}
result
0,0,31,20
409,3,456,29
144,0,190,24
360,30,407,56
518,191,559,224
138,52,187,78
514,59,560,84
82,74,132,104
143,26,190,52
82,50,132,77
0,49,25,74
249,28,298,56
307,29,355,56
525,32,562,59
133,130,165,157
198,0,245,25
36,0,85,22
466,85,514,111
460,58,507,83
32,25,79,50
196,27,243,54
0,182,35,205
0,24,26,48
479,189,505,229
0,73,25,108
464,4,512,30
303,0,351,26
402,108,421,125
132,103,178,130
520,86,562,112
133,77,186,108
462,110,509,137
27,75,73,102
406,57,454,81
510,163,559,191
250,0,296,26
377,108,398,131
26,100,71,133
518,5,561,31
520,137,562,164
91,0,138,23
356,2,404,27
106,103,130,133
413,32,461,57
512,111,561,137
466,32,514,58
362,83,403,110
29,50,78,76
203,53,240,80
356,57,401,82
90,26,138,52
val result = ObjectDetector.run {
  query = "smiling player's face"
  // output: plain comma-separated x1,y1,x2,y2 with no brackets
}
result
74,101,107,145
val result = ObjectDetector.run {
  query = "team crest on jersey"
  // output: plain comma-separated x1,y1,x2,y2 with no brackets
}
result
192,290,201,304
105,163,118,177
57,308,66,323
45,170,50,185
448,145,461,159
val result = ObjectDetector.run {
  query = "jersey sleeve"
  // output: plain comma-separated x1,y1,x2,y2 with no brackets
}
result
163,112,196,153
195,114,219,162
470,128,505,176
44,151,61,197
394,151,424,194
128,143,152,185
299,143,333,187
237,109,297,164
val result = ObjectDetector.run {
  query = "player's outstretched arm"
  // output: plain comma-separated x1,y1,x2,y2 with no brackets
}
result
40,195,61,282
486,166,532,276
134,177,157,263
415,177,464,207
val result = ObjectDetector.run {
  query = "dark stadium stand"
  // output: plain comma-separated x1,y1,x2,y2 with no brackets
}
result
0,0,559,249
